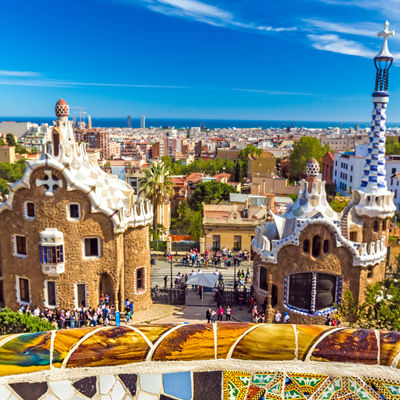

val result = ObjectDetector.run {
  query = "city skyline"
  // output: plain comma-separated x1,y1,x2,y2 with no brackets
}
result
1,0,400,120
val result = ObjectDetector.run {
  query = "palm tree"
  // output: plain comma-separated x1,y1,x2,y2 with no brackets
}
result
139,160,174,234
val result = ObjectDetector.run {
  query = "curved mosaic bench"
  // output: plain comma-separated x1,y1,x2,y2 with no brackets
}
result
0,323,400,400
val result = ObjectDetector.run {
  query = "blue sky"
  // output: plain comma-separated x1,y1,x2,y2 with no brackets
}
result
1,0,400,120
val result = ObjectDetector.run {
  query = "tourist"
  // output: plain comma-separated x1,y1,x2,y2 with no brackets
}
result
164,275,168,288
252,304,258,322
249,296,256,313
246,268,251,284
274,310,282,323
217,305,224,321
102,305,109,326
226,305,232,321
206,308,211,323
324,314,331,326
238,292,245,309
211,310,217,323
283,312,290,324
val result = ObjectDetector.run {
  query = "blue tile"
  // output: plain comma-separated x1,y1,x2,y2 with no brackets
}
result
163,372,192,400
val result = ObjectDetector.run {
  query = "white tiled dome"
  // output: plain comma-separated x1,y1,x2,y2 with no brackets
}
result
306,158,320,176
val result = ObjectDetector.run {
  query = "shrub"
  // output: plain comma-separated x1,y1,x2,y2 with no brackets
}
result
0,308,54,335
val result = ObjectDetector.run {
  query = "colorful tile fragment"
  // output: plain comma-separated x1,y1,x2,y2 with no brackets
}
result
364,377,400,400
286,373,328,398
223,371,251,400
313,377,380,400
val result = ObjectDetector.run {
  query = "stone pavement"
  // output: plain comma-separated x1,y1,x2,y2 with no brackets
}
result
127,303,183,324
125,297,252,325
151,303,252,324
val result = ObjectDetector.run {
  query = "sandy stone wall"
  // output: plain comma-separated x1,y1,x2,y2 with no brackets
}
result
0,166,151,311
123,225,152,312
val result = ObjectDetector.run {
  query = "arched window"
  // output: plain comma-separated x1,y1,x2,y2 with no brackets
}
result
382,220,387,231
303,239,310,253
312,236,321,257
373,221,379,232
260,267,268,291
323,240,329,253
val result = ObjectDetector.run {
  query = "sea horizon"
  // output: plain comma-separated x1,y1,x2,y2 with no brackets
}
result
0,116,399,130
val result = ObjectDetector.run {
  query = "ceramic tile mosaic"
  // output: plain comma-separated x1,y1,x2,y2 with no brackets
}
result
1,324,400,374
363,377,400,400
0,371,398,400
311,329,378,364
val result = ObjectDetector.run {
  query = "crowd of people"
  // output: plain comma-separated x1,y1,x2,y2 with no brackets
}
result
17,294,135,330
205,305,233,323
168,248,250,270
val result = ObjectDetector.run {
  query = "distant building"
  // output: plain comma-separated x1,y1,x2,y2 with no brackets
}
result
127,115,131,128
251,176,298,197
87,115,92,129
0,121,32,138
248,151,276,179
203,202,266,252
319,134,369,152
140,115,145,129
322,152,334,185
0,146,15,163
74,129,120,160
216,148,240,160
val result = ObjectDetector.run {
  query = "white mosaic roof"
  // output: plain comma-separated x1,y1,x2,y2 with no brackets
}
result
0,104,152,233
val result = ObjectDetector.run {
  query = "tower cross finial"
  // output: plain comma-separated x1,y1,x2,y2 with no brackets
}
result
377,21,395,57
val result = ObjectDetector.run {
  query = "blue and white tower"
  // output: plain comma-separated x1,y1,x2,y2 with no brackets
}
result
353,21,396,220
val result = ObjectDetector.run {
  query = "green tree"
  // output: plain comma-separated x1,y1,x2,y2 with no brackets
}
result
5,133,16,146
161,155,172,170
329,195,350,213
139,160,174,232
171,202,202,240
30,147,39,154
0,159,26,182
289,137,329,180
189,181,238,211
0,177,9,197
338,272,400,330
0,308,54,335
15,144,28,154
386,137,400,155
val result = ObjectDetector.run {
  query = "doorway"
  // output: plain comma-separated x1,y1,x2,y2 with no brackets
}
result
99,273,114,304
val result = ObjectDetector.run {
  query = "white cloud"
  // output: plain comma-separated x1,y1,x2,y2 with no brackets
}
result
155,0,232,19
0,76,322,96
120,0,297,33
308,34,376,57
0,70,40,77
305,19,378,38
257,26,298,32
0,78,189,89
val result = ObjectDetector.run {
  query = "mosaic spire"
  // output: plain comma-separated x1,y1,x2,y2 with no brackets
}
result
359,21,395,193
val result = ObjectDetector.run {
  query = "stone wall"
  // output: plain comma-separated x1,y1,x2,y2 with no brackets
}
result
0,166,151,311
